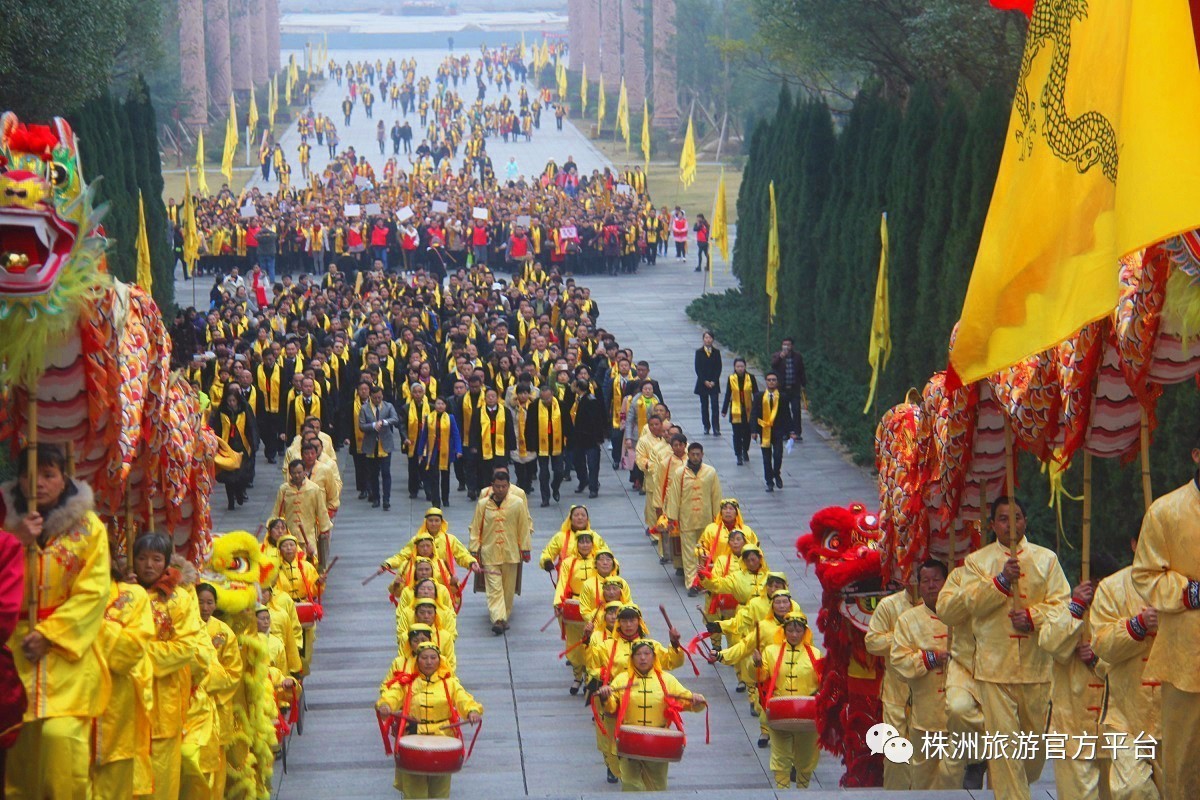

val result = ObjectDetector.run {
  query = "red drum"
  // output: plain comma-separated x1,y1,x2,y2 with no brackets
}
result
394,734,465,775
561,599,582,623
617,725,686,763
710,593,738,612
766,695,817,732
295,602,321,628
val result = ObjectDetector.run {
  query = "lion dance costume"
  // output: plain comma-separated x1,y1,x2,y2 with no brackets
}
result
794,504,886,787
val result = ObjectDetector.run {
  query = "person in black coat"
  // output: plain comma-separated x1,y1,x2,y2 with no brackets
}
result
721,358,759,465
751,372,796,492
210,385,258,510
693,331,723,435
568,379,608,498
769,337,807,439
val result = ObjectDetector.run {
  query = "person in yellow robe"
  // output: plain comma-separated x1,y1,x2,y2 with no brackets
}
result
553,532,597,693
3,446,111,799
574,552,626,626
376,644,482,798
701,546,773,690
382,509,479,611
260,584,303,676
275,535,321,676
134,533,205,800
696,500,759,645
273,460,333,565
755,613,823,789
1091,536,1162,800
469,469,532,634
187,583,243,800
940,563,988,789
891,559,963,790
649,433,687,564
599,640,707,792
394,577,458,647
937,496,1071,800
538,505,608,573
865,581,919,790
93,557,155,799
664,442,723,591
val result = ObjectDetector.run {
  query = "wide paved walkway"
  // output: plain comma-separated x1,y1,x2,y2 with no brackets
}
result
187,43,1054,800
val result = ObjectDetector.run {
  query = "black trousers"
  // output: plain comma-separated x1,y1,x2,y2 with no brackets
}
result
425,467,451,506
407,454,424,498
573,444,601,492
514,459,537,493
610,426,624,468
698,391,720,433
479,455,509,489
367,454,392,503
353,452,368,493
761,440,783,485
731,422,751,460
537,454,564,502
260,413,282,461
461,448,480,498
783,390,804,436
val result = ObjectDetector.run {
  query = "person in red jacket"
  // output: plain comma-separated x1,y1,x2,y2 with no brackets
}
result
507,226,531,275
400,222,420,271
693,214,711,272
370,218,390,267
671,209,689,261
471,221,490,268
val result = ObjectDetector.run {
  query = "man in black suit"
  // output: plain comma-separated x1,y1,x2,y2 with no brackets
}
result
569,379,607,498
770,337,807,440
751,372,796,492
693,331,723,435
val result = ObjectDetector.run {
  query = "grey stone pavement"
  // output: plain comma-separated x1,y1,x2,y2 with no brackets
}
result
181,43,1058,800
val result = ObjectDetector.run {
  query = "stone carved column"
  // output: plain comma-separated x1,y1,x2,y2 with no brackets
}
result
229,0,252,92
178,0,209,126
265,0,281,73
249,0,268,85
205,0,232,116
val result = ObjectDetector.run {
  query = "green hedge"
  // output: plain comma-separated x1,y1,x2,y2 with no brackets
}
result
689,84,1200,572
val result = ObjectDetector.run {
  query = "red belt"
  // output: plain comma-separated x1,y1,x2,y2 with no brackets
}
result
20,604,61,622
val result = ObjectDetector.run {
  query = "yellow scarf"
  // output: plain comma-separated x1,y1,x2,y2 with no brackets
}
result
536,400,563,455
759,391,779,444
292,394,322,436
406,397,432,456
461,390,482,446
635,395,655,432
479,405,508,460
353,394,366,449
729,374,753,423
515,400,531,459
327,351,346,394
423,411,453,470
257,364,281,413
218,410,251,452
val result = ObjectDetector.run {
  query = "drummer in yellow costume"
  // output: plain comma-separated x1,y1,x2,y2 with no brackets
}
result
276,534,322,676
382,624,437,690
665,442,723,591
469,469,533,634
396,577,458,646
134,533,204,800
581,600,628,783
382,509,480,608
260,584,303,676
187,583,243,800
1090,534,1162,800
540,505,609,573
865,579,919,790
576,553,628,625
392,559,456,615
755,613,823,789
376,644,482,799
696,528,754,649
599,640,707,792
553,532,598,693
4,447,111,799
93,554,154,799
695,499,759,569
701,547,774,691
891,559,963,790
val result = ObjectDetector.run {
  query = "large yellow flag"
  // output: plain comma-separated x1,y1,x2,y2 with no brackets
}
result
863,212,891,413
581,63,588,115
195,129,209,196
641,98,651,169
221,94,238,184
136,191,152,294
556,59,568,102
711,167,729,262
247,85,259,139
268,75,278,130
597,75,606,134
766,180,779,321
616,78,630,151
679,114,697,188
285,68,294,105
183,170,200,273
949,0,1200,386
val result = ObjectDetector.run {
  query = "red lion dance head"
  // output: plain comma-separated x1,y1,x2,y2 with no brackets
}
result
796,503,889,787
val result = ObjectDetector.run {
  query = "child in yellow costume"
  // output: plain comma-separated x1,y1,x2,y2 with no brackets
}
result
376,644,482,798
599,640,707,792
3,446,111,799
93,554,154,798
756,613,823,788
134,533,204,800
183,583,244,800
275,534,321,676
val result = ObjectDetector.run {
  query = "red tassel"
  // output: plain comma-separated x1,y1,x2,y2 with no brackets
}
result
989,0,1033,17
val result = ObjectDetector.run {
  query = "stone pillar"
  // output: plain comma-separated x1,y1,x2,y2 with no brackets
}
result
178,0,208,127
229,0,252,92
580,0,601,81
622,0,647,107
265,0,281,73
650,0,679,129
249,0,268,86
567,0,583,71
600,0,621,90
205,0,232,116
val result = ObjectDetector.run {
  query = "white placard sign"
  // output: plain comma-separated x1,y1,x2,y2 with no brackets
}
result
559,225,577,239
431,200,449,214
397,206,415,222
615,183,633,196
516,214,531,227
472,207,489,221
365,203,382,215
354,176,371,188
344,203,361,217
240,204,257,218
